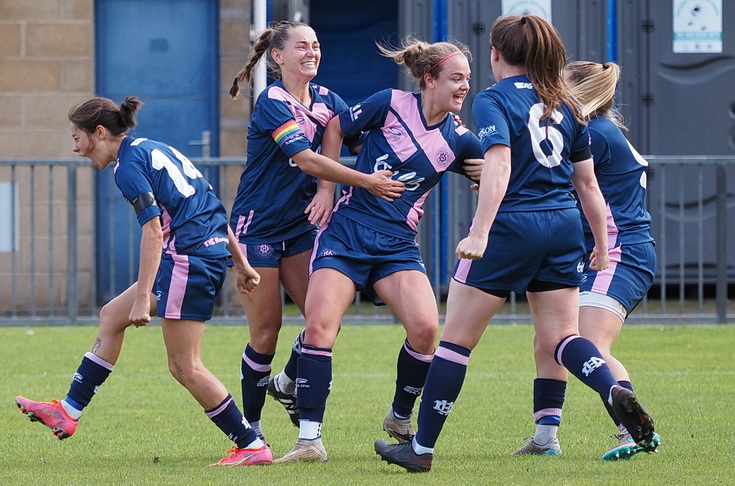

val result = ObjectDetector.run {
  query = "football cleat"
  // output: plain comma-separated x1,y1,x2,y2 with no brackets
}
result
610,387,656,447
209,444,273,466
375,440,432,473
15,396,78,440
382,409,415,443
274,438,328,463
512,436,562,456
602,432,661,461
266,374,299,427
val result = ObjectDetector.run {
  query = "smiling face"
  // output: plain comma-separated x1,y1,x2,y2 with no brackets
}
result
425,53,471,113
272,25,320,82
70,123,115,170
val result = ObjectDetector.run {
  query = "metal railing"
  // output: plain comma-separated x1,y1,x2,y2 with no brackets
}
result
0,156,732,325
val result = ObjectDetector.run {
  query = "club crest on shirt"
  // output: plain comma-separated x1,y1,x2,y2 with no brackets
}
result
386,126,403,140
435,149,450,168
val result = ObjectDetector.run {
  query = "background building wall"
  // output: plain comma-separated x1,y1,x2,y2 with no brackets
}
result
0,0,96,313
0,0,95,158
220,0,252,157
0,0,254,313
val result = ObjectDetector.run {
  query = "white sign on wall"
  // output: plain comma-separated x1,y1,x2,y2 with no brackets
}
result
0,182,19,252
501,0,552,22
673,0,723,53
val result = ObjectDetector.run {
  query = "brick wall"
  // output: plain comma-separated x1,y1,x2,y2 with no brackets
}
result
220,0,252,157
0,0,94,158
0,0,254,316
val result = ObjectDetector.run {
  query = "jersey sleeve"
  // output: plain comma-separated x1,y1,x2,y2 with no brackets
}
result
338,89,392,138
448,128,484,177
327,91,364,154
472,90,511,153
255,96,313,158
114,150,162,227
588,125,611,168
569,123,592,162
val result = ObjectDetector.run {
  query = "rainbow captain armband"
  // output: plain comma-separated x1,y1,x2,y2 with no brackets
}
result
131,192,158,215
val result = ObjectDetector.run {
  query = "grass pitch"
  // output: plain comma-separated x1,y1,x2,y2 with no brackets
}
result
4,323,733,485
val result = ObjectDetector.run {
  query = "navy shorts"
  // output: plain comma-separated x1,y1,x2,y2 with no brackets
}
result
238,229,315,268
154,253,227,321
453,209,586,295
580,241,656,314
310,214,426,289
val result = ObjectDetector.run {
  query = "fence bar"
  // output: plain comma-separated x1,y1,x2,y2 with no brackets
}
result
716,163,727,322
30,167,36,316
0,156,732,325
67,165,78,323
48,166,56,316
10,165,18,317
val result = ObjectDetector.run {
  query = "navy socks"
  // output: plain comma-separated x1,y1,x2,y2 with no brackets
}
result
392,339,433,418
556,335,619,401
296,344,332,423
66,352,113,411
240,343,273,423
415,341,470,449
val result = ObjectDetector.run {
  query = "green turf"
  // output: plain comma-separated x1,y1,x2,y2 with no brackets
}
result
4,323,733,485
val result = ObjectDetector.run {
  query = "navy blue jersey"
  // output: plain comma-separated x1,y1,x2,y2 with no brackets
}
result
472,75,591,212
231,79,349,243
334,89,483,239
114,137,231,259
582,117,654,248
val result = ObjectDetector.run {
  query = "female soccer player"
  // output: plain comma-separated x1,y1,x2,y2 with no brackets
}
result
514,61,661,460
16,96,272,466
276,37,484,463
375,16,656,473
228,20,403,441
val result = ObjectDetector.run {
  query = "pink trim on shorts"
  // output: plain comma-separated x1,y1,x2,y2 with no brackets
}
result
164,254,190,319
590,246,622,294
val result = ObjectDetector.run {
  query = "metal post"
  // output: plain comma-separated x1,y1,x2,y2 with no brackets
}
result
30,166,36,316
716,163,727,323
253,0,267,99
67,166,78,323
201,130,211,159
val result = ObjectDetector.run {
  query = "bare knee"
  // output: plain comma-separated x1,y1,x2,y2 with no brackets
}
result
406,321,439,354
303,319,340,348
248,325,281,354
99,302,121,329
167,358,203,388
534,333,564,361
